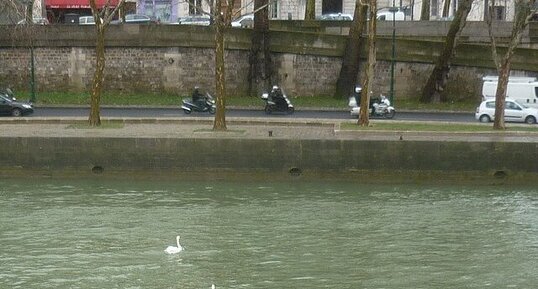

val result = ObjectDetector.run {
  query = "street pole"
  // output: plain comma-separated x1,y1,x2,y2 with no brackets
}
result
30,46,36,103
389,2,396,105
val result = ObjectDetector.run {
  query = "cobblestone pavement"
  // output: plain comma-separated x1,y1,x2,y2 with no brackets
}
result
1,117,538,143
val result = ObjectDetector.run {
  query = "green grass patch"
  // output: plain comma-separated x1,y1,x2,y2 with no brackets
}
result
193,128,246,134
24,91,477,112
341,121,538,132
33,92,182,106
66,121,124,129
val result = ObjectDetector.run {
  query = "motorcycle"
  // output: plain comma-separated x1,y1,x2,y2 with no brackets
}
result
181,92,216,114
370,95,396,119
261,87,294,114
349,94,395,119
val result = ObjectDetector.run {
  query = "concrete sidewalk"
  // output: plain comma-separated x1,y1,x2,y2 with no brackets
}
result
1,117,538,143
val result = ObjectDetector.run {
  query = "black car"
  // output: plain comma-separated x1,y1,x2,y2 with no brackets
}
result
0,94,34,117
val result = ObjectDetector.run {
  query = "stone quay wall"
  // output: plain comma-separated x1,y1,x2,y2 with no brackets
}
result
1,136,537,181
1,24,538,100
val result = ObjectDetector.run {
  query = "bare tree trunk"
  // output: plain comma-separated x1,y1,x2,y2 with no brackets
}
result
421,0,431,20
248,0,272,95
305,0,316,20
213,2,227,131
213,0,235,131
334,0,367,99
420,0,472,103
487,0,536,130
89,26,105,126
25,1,33,24
442,0,451,18
358,0,376,127
88,0,125,126
493,60,510,129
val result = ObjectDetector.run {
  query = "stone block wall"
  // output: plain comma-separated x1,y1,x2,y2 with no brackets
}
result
1,25,538,99
1,136,537,180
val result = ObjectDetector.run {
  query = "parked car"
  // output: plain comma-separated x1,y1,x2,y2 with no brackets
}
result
179,14,211,26
111,14,152,24
16,17,49,25
317,13,353,21
0,93,34,117
79,16,96,25
475,98,538,124
231,14,253,28
377,11,405,21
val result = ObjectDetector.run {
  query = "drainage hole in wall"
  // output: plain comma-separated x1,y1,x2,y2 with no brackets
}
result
92,166,104,174
289,167,302,177
493,170,507,178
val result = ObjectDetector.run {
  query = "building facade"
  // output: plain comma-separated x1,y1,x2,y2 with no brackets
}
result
232,0,516,21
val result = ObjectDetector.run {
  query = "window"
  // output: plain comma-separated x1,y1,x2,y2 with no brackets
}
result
506,102,521,110
431,0,438,17
492,6,505,20
534,87,538,97
188,0,203,15
270,0,279,19
486,101,495,108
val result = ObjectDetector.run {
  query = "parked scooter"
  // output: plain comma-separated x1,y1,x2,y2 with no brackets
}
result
261,85,294,114
181,89,216,114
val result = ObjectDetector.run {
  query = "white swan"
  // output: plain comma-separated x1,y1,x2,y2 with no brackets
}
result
164,235,183,254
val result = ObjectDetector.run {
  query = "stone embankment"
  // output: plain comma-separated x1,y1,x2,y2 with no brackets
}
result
1,117,537,183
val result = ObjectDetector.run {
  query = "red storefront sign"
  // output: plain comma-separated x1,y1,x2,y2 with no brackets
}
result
46,0,119,9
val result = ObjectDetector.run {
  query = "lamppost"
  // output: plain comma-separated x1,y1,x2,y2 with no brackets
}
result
22,0,36,103
388,3,398,106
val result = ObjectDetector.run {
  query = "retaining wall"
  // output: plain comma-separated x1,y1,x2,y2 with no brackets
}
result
1,136,536,180
1,25,538,99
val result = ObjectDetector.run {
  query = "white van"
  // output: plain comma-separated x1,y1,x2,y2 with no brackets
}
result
482,76,538,107
377,10,405,21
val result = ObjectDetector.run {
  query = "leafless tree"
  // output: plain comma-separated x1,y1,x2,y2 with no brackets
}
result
3,0,39,101
421,0,431,20
486,0,537,130
88,0,125,126
442,0,451,18
420,0,473,103
335,0,368,99
358,0,377,126
248,0,272,96
212,0,236,131
305,0,315,20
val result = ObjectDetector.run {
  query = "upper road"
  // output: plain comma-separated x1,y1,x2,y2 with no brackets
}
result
31,107,476,123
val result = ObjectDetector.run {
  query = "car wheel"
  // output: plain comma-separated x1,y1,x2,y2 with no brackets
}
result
264,105,272,114
11,108,22,117
479,114,491,123
183,109,192,114
209,106,216,114
524,116,536,124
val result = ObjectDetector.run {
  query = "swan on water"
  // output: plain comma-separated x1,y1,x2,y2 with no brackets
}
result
164,235,183,254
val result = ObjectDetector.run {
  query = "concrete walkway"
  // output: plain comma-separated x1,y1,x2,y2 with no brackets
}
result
2,116,538,143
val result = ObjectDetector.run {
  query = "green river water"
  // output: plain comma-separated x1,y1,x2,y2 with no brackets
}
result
0,178,536,288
